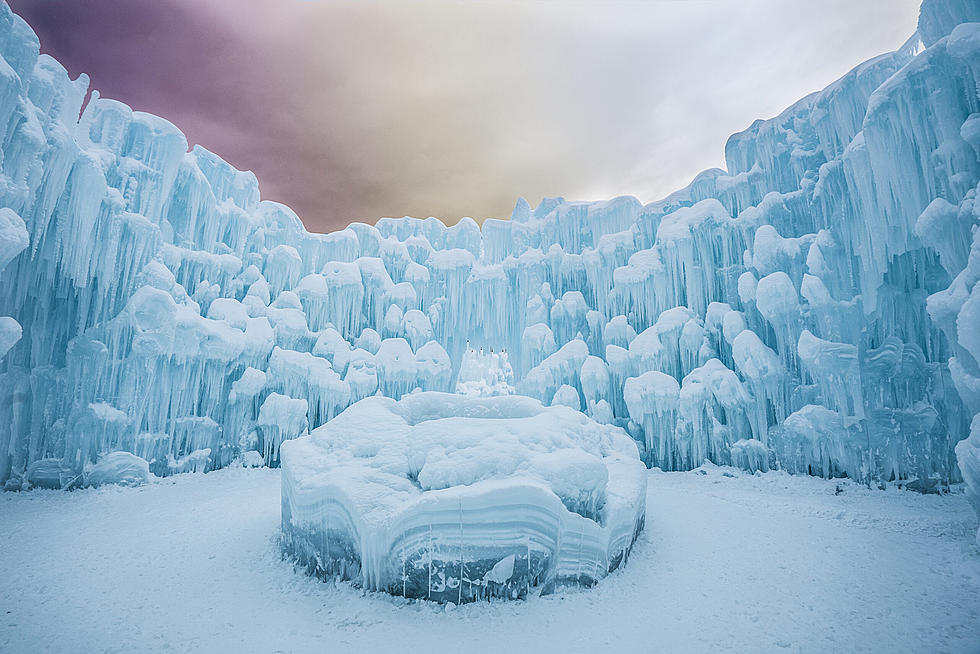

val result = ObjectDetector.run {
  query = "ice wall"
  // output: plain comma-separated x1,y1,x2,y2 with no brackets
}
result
0,0,978,530
917,2,980,542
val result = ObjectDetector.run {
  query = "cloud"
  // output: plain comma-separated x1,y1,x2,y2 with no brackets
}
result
11,0,920,232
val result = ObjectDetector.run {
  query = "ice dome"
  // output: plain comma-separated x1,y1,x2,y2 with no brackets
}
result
280,392,647,602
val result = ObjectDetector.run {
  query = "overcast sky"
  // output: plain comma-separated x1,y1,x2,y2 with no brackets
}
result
11,0,920,232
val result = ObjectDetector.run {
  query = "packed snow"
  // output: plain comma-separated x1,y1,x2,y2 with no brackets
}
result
1,466,978,653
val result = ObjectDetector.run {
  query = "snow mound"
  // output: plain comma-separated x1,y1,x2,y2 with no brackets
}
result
280,392,647,602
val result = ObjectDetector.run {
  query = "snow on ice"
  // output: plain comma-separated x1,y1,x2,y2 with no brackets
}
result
280,392,646,602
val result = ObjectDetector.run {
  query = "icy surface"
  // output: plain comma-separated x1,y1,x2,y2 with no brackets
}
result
280,392,646,601
0,1,978,541
84,451,151,488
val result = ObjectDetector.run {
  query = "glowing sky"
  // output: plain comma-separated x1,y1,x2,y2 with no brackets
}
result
11,0,920,233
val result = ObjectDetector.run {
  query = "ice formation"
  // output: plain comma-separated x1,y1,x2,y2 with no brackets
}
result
280,392,647,601
0,0,978,539
455,346,515,396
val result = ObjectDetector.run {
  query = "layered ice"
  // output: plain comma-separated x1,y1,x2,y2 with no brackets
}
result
0,0,978,546
280,392,647,602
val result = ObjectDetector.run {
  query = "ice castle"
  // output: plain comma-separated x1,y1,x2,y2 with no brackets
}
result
0,0,979,594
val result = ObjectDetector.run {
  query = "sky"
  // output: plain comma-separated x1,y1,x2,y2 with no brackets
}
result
10,0,920,233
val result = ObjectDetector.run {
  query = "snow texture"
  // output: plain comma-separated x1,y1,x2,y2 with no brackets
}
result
0,0,978,541
1,466,978,653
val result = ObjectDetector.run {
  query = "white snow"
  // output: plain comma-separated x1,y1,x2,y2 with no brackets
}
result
1,467,977,653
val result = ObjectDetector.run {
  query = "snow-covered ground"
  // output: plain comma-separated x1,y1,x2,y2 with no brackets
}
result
1,467,977,654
